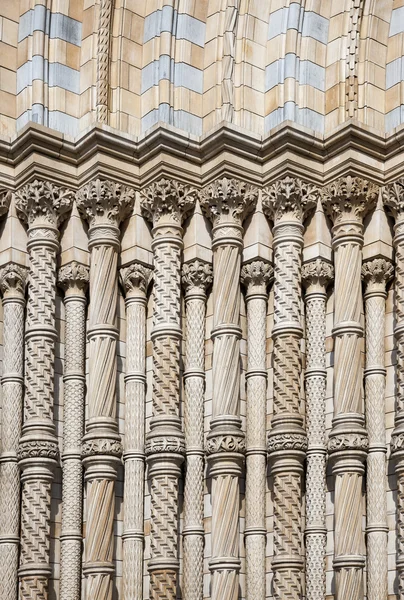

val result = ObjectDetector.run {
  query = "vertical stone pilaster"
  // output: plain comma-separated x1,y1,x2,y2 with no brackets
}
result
77,179,135,600
58,262,90,600
15,180,73,600
322,176,378,599
141,179,195,600
200,178,258,600
302,258,334,600
0,262,28,600
120,263,152,600
262,177,317,600
241,260,273,600
182,260,212,600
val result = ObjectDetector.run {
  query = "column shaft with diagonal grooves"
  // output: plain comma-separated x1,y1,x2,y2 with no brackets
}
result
241,261,272,600
302,259,333,600
182,260,212,600
121,264,152,600
0,264,27,600
58,263,89,600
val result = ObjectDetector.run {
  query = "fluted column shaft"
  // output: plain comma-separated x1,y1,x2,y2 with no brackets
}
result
302,259,333,600
121,264,151,600
241,261,272,600
0,264,27,600
58,263,89,600
362,258,392,600
182,260,212,600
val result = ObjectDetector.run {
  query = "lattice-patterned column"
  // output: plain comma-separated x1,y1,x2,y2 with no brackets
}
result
302,258,333,600
15,180,73,600
262,177,317,600
77,179,134,600
140,179,195,600
0,263,27,600
182,260,212,600
240,260,272,600
322,176,378,600
120,263,152,600
362,258,392,600
200,178,257,600
58,262,90,600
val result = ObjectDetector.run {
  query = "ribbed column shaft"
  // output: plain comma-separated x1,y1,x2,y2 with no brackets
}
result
241,260,272,600
302,259,333,600
96,0,112,123
58,263,89,600
120,264,151,600
182,260,212,600
0,264,27,600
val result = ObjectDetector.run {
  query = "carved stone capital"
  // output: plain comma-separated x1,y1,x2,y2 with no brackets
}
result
144,436,186,457
199,177,258,225
391,432,404,455
58,261,90,294
267,432,308,453
241,260,273,294
302,259,334,289
0,262,28,297
262,176,318,223
14,180,74,229
328,432,369,454
81,438,123,458
120,263,152,296
362,258,394,291
17,440,60,462
77,179,135,228
0,187,11,216
140,178,196,225
383,178,404,222
322,176,378,225
205,434,246,455
182,260,213,294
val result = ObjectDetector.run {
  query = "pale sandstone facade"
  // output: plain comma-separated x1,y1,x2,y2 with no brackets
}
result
1,2,404,600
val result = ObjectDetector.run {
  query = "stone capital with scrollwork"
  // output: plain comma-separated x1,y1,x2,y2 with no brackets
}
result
241,260,273,297
140,178,196,226
199,177,258,228
182,259,213,296
362,258,394,295
322,176,378,232
14,180,74,232
120,263,152,299
77,179,135,228
0,262,28,299
262,176,318,224
58,261,90,297
302,258,334,294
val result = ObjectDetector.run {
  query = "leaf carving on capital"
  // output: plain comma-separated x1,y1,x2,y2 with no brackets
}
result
14,179,74,228
0,262,28,295
262,176,318,223
302,259,334,288
199,177,258,225
182,260,213,292
361,258,394,286
120,263,153,295
241,260,273,290
77,179,135,227
140,178,196,224
0,188,11,216
322,176,378,224
58,261,90,292
383,177,404,221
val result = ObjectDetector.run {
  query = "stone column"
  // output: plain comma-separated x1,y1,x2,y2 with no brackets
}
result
262,177,317,600
140,179,195,600
322,176,378,600
76,179,134,600
362,258,393,600
302,258,334,600
200,178,258,600
58,262,90,600
14,180,73,600
182,259,212,600
120,263,152,600
241,260,272,600
0,263,27,600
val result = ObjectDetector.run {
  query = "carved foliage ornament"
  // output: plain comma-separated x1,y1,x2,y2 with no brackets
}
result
144,436,186,456
77,178,135,227
205,434,246,455
120,263,153,295
262,176,318,223
140,178,196,224
267,432,308,453
361,258,394,285
328,432,369,453
81,438,123,458
14,179,74,228
58,261,90,292
0,187,11,216
322,176,378,224
0,263,28,295
302,259,334,288
182,260,213,292
18,440,59,461
199,177,258,224
241,260,273,290
383,178,404,220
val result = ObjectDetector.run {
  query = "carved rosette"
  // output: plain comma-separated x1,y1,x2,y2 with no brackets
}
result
77,179,134,600
120,263,151,600
0,263,27,600
302,258,333,600
322,176,377,600
14,180,73,600
262,177,317,600
182,259,212,600
199,178,257,600
140,179,196,600
241,260,272,600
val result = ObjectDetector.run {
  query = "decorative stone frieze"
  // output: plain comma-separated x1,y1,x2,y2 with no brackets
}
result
120,262,152,600
57,262,89,600
262,176,317,600
0,263,27,600
77,178,134,600
322,175,378,600
140,178,196,600
200,177,258,600
14,180,74,600
182,259,212,600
